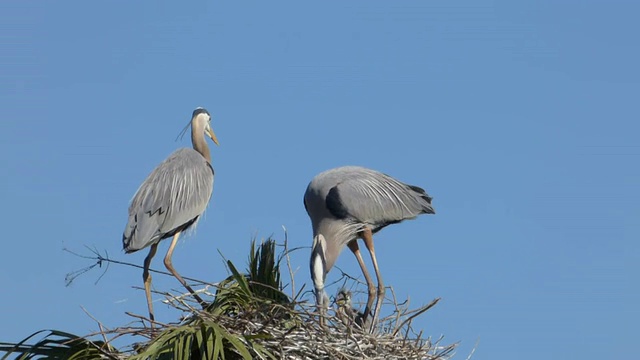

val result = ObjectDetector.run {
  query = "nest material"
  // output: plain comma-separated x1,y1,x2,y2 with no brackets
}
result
206,299,455,360
2,239,457,359
80,285,456,360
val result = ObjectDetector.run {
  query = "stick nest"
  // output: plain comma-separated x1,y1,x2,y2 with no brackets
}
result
84,271,455,360
2,239,457,360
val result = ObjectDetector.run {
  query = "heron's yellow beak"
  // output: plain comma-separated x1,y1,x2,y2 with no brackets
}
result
207,127,219,146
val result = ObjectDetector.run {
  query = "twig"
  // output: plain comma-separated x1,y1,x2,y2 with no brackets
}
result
124,311,168,330
282,225,296,300
465,338,479,360
389,286,403,334
392,298,440,337
80,306,110,346
64,246,216,287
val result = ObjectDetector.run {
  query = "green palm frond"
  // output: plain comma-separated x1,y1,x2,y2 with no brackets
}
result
0,330,116,360
210,238,289,315
129,320,259,360
247,238,289,304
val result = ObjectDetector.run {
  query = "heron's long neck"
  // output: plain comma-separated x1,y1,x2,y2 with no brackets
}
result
317,220,353,272
191,122,212,163
324,237,342,272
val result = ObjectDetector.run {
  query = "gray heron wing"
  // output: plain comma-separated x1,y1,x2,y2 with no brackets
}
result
324,167,434,231
123,148,214,252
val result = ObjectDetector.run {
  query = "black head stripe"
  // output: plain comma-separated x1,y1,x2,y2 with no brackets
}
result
192,107,210,118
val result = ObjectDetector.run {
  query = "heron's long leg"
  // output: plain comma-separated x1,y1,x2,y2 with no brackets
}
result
164,231,206,307
347,239,376,325
361,227,384,332
143,243,159,324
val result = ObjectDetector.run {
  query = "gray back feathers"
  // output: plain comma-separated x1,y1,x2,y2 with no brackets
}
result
304,166,434,234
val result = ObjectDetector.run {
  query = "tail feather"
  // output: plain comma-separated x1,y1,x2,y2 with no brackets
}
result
122,226,138,253
408,184,435,214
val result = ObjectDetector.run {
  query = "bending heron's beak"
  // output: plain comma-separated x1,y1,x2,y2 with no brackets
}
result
206,127,220,146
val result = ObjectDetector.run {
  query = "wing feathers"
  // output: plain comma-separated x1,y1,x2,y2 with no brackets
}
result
324,167,434,228
123,148,214,252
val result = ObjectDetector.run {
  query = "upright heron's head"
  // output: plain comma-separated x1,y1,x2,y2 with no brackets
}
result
310,234,329,309
192,107,219,145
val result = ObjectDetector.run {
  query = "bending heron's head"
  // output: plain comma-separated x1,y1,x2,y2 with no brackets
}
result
310,234,329,309
192,107,219,145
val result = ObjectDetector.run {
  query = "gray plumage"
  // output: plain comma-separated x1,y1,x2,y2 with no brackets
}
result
123,148,214,253
304,166,434,271
304,165,434,330
121,107,219,323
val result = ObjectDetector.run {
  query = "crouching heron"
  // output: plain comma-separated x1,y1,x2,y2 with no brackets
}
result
304,166,434,330
122,107,219,322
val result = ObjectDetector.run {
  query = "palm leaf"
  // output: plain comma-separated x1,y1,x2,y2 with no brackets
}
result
0,330,116,360
246,238,289,304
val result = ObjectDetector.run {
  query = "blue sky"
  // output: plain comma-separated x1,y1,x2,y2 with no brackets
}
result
1,1,638,358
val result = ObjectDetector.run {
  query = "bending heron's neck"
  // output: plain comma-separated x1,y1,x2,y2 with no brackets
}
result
191,117,212,163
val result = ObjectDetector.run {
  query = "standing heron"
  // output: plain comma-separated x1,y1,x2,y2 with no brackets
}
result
122,107,219,322
304,166,434,329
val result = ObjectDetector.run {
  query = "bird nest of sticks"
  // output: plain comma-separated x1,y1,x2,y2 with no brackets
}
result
1,238,457,359
70,290,454,359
